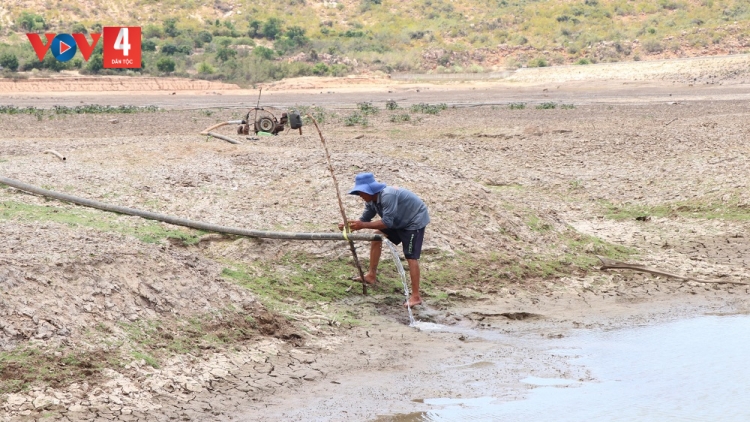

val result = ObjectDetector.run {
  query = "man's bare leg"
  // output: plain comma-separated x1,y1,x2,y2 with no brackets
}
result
405,258,422,307
363,239,382,284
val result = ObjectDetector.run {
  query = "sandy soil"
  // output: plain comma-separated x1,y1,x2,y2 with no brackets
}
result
0,76,241,93
1,56,750,420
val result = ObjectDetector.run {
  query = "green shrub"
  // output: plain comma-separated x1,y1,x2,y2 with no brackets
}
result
216,47,237,61
70,23,87,34
298,105,333,124
342,30,366,38
576,58,591,65
232,37,255,46
197,62,214,74
17,12,46,31
215,37,233,48
275,26,309,54
142,24,163,39
43,55,67,72
0,105,157,116
161,43,177,55
312,62,329,75
176,45,192,55
508,102,526,110
536,102,557,109
357,102,379,115
86,54,103,73
163,18,180,38
410,103,447,114
156,57,176,73
262,18,284,40
344,112,368,126
197,31,213,44
51,105,158,114
389,113,410,122
0,53,19,72
643,40,664,53
528,57,548,67
142,39,157,52
248,20,262,38
252,46,274,60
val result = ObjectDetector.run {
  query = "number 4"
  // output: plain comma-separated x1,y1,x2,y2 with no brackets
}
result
114,27,131,57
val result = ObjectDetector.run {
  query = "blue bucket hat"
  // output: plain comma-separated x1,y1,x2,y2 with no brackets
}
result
348,172,386,195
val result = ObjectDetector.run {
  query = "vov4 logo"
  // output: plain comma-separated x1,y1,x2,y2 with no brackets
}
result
27,26,141,69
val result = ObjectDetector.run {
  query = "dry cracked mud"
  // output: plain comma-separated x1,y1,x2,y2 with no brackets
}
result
1,56,750,420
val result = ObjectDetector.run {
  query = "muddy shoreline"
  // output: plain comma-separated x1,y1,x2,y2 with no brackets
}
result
1,58,750,420
242,290,747,422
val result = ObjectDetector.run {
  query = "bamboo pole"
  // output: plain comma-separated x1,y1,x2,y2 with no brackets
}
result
307,115,368,295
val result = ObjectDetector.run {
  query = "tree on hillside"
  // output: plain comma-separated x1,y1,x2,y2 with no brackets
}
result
248,20,262,38
164,18,180,38
275,26,309,54
197,31,213,44
161,43,178,55
70,23,87,34
156,57,176,73
17,12,46,31
43,55,68,72
253,46,275,60
0,53,19,71
142,39,157,52
262,18,283,40
216,47,237,62
86,55,103,73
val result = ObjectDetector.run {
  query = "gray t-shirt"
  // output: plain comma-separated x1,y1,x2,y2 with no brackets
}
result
359,186,430,230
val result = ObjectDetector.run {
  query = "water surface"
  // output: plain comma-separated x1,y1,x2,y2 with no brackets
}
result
383,315,750,421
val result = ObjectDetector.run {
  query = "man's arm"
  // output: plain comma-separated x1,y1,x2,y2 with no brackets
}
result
360,203,377,222
350,219,387,231
379,190,398,228
340,203,380,231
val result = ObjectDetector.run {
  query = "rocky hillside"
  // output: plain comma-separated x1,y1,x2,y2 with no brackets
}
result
0,1,749,83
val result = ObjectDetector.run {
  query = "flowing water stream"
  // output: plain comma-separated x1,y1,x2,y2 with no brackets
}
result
384,239,416,326
377,314,750,421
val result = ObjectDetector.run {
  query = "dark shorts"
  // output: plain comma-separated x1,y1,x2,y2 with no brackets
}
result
380,227,426,260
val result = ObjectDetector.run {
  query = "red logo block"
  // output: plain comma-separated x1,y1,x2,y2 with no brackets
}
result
103,27,141,68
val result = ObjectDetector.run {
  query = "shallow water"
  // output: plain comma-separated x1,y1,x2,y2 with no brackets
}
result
382,315,750,421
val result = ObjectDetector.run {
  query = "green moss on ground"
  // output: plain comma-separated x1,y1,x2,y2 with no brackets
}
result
0,200,205,244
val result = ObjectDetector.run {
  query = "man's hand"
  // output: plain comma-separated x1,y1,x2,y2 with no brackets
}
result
339,220,384,231
338,220,366,231
339,221,364,231
348,220,365,231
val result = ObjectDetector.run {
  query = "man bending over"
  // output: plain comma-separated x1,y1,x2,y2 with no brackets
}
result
339,172,430,307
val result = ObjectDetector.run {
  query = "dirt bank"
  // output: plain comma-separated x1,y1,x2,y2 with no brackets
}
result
0,76,240,93
0,58,749,420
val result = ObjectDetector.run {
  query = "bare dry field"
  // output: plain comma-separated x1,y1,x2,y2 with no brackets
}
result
1,56,750,421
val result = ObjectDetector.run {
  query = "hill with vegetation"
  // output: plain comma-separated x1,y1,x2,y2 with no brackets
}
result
0,0,748,85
